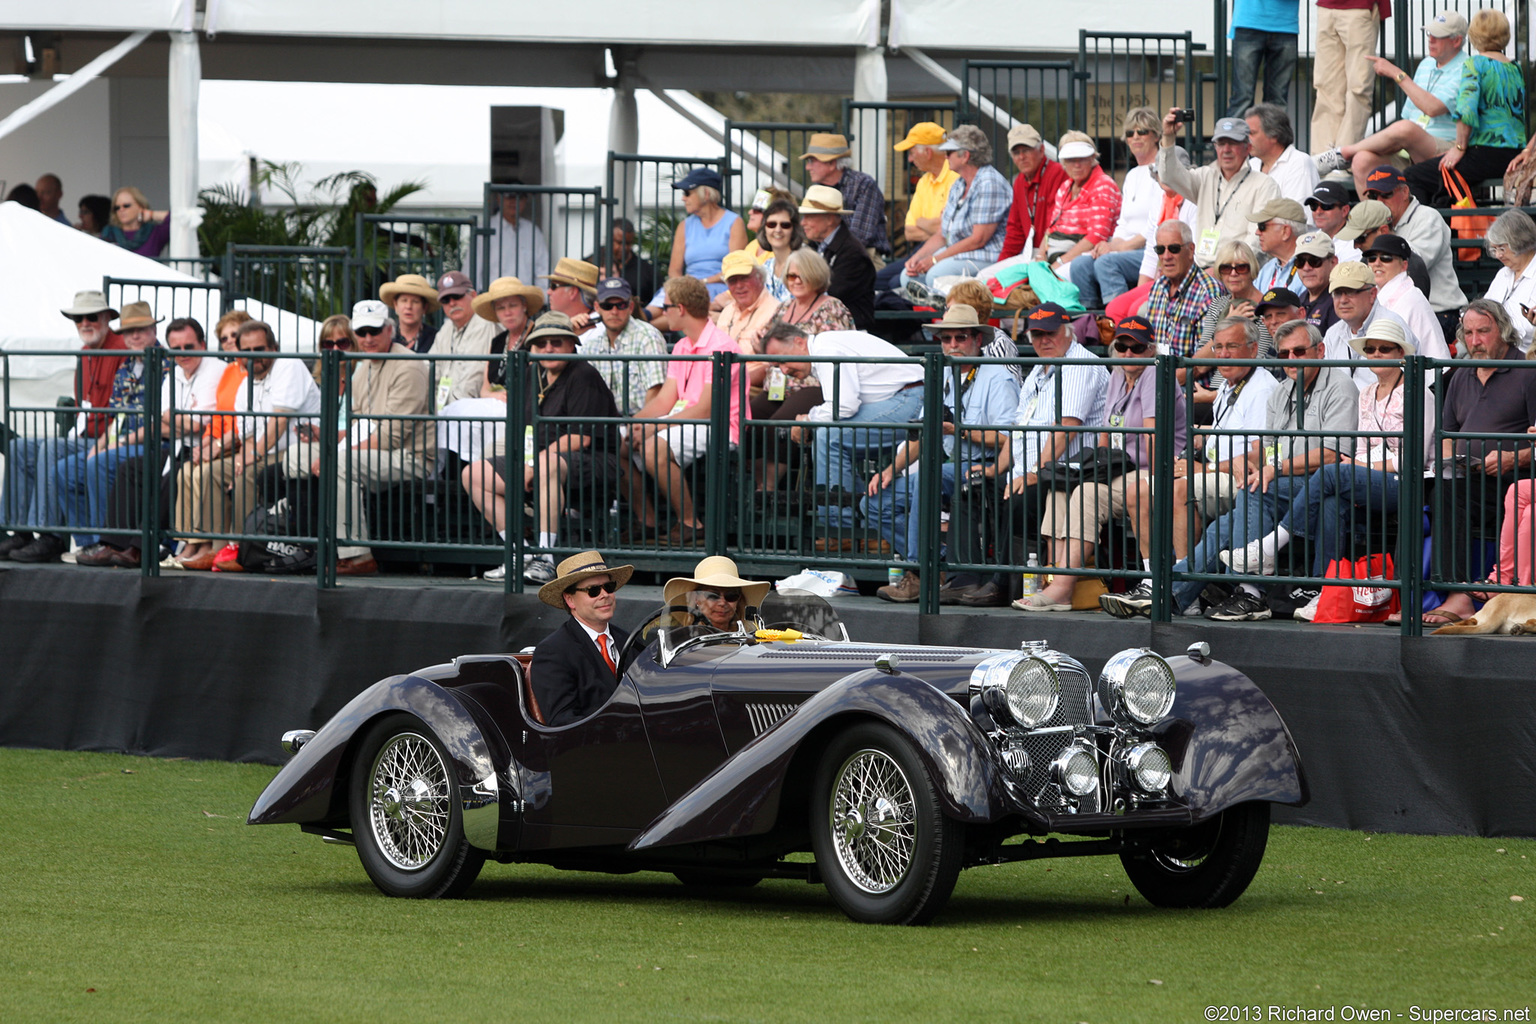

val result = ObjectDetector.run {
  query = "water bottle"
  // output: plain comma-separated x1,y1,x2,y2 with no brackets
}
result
1021,554,1042,598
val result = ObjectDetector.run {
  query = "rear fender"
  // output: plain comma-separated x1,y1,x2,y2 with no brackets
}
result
1158,656,1309,817
630,669,1015,851
246,672,501,850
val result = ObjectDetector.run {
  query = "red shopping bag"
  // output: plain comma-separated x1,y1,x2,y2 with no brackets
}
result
1312,554,1400,623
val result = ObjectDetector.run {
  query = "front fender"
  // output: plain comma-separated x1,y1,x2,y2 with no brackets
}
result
630,668,1016,851
247,672,501,850
1157,656,1309,817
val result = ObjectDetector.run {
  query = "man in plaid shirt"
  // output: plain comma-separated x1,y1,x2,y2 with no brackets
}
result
801,133,892,261
1146,220,1221,359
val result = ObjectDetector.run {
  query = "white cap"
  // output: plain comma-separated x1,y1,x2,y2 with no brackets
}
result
351,299,390,330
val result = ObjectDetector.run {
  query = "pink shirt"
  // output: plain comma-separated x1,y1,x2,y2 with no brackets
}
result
1046,165,1122,245
668,320,743,444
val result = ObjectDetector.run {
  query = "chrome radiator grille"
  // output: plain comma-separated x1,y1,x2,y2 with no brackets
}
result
1015,665,1098,810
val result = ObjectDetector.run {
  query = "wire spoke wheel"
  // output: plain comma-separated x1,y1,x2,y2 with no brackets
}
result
830,748,918,893
368,732,451,871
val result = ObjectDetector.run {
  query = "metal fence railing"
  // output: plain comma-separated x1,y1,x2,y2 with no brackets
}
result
721,120,837,209
605,152,730,306
223,243,348,351
962,60,1087,175
479,184,605,294
354,212,477,315
1078,32,1206,173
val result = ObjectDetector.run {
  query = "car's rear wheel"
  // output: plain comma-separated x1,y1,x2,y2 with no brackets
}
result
1120,801,1270,908
349,713,486,899
810,722,965,925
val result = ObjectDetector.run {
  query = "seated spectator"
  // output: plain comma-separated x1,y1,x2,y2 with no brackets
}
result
801,133,892,263
870,306,1019,603
1202,241,1272,359
1155,321,1359,620
1405,9,1526,208
1305,181,1359,262
578,277,667,416
1251,198,1310,294
755,197,806,302
716,251,783,384
172,311,253,569
1361,165,1466,333
5,183,39,209
487,186,549,283
1322,260,1420,388
1475,438,1536,596
761,323,923,545
432,271,498,406
643,168,747,328
177,321,321,572
1256,287,1308,346
77,194,110,237
770,248,856,338
1363,234,1449,358
1,289,127,564
472,276,545,398
880,121,959,290
1023,316,1187,613
1103,147,1201,324
103,186,170,257
1291,229,1343,334
625,276,742,546
1108,317,1278,619
1069,107,1161,309
529,551,633,726
945,279,1023,384
1482,209,1536,353
798,187,875,331
1245,104,1319,210
1147,221,1222,359
999,123,1067,261
662,556,771,632
901,125,1011,289
35,174,68,225
1156,112,1281,271
588,217,656,303
1040,130,1122,271
1426,299,1536,625
77,317,222,569
1333,195,1433,298
738,190,776,264
463,312,621,585
1315,10,1469,197
287,314,355,476
56,302,162,550
1228,319,1436,622
543,258,599,334
379,273,440,353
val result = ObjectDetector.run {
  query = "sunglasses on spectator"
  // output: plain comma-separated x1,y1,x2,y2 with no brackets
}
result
113,202,136,211
355,326,386,337
219,332,240,344
169,344,200,353
764,220,793,230
1363,252,1399,263
1217,263,1251,275
1294,255,1329,269
1153,244,1185,255
1124,128,1156,137
67,313,105,323
1362,190,1390,201
1255,222,1272,232
1310,202,1340,211
662,302,680,310
1360,344,1402,355
700,589,743,603
1278,345,1316,358
441,292,470,302
1113,340,1150,354
528,338,570,350
598,300,630,311
1332,286,1371,297
681,188,697,197
937,331,977,344
320,337,354,350
569,581,619,598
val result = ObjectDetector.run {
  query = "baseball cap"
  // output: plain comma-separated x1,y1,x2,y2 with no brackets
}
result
1306,181,1352,209
1212,117,1250,142
436,270,473,299
1364,165,1407,193
1113,316,1155,348
1361,233,1412,260
672,167,723,192
595,277,633,303
894,121,948,151
1335,199,1393,240
1293,231,1337,259
720,250,759,281
1256,288,1304,312
1007,123,1043,150
351,299,391,330
1025,302,1073,333
1251,198,1307,224
1424,10,1469,37
1329,261,1376,292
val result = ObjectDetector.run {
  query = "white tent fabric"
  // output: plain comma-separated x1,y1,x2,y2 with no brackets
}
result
0,202,319,412
890,0,1218,52
206,0,881,46
4,1,191,31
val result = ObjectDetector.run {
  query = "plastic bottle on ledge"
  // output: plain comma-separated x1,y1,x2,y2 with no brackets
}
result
1021,554,1042,598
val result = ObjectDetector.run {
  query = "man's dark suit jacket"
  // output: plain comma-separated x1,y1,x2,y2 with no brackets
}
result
530,616,630,726
819,225,876,332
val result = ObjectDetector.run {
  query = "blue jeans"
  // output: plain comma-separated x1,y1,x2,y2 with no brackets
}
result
1068,249,1144,309
1277,464,1400,576
863,461,960,562
56,444,143,546
2,435,93,529
899,254,993,290
815,386,925,530
1172,474,1310,611
1226,28,1299,118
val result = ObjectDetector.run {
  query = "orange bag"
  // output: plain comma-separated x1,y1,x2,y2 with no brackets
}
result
1443,165,1495,262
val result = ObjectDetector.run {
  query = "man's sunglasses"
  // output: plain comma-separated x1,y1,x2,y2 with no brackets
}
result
529,338,571,350
937,331,977,344
169,344,200,353
568,580,619,598
599,300,630,311
1278,345,1317,358
1113,340,1150,354
67,313,105,323
1294,255,1329,269
1363,189,1391,201
1309,202,1340,212
355,326,386,337
1153,244,1185,255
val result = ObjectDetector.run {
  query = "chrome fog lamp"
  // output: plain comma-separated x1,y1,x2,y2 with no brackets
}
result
1050,743,1099,798
1123,742,1173,794
1005,656,1060,727
1098,649,1176,727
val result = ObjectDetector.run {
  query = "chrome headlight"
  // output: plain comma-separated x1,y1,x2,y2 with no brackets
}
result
970,652,1060,728
1097,649,1176,727
1122,742,1173,794
1050,742,1099,797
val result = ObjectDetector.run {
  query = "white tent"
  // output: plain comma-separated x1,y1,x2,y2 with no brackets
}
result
0,201,321,412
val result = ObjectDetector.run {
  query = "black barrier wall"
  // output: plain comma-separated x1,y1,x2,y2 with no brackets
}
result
0,567,1530,837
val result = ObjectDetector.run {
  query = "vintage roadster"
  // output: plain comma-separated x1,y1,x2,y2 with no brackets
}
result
249,593,1307,925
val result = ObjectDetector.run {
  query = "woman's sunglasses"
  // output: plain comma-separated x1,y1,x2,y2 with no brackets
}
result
764,220,793,230
1217,263,1251,275
320,337,355,350
1359,345,1403,355
1363,252,1399,264
1113,341,1150,354
700,589,743,603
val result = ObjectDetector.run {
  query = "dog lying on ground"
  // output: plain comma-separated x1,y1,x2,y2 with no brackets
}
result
1432,592,1536,635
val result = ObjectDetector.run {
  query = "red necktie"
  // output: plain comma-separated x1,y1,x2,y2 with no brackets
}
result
598,634,617,675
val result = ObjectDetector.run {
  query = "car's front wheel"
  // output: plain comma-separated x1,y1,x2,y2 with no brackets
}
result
349,713,486,899
1121,801,1270,908
810,722,965,925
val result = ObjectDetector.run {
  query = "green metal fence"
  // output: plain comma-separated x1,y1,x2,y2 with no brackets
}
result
479,184,605,293
961,60,1087,174
721,120,837,209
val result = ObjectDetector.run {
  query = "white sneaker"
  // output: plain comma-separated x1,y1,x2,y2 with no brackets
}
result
483,564,506,582
523,557,556,584
1220,539,1276,576
1292,592,1322,622
1314,148,1348,174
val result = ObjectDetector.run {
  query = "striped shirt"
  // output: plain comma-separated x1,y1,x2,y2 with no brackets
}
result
1010,341,1110,479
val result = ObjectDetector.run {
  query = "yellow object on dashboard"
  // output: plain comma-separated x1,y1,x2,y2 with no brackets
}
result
754,628,804,642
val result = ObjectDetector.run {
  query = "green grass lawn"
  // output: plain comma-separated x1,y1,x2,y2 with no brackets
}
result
3,748,1532,1024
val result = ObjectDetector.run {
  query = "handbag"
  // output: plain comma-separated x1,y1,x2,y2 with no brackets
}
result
1503,137,1536,207
1441,166,1495,263
1312,553,1400,624
1035,445,1133,491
